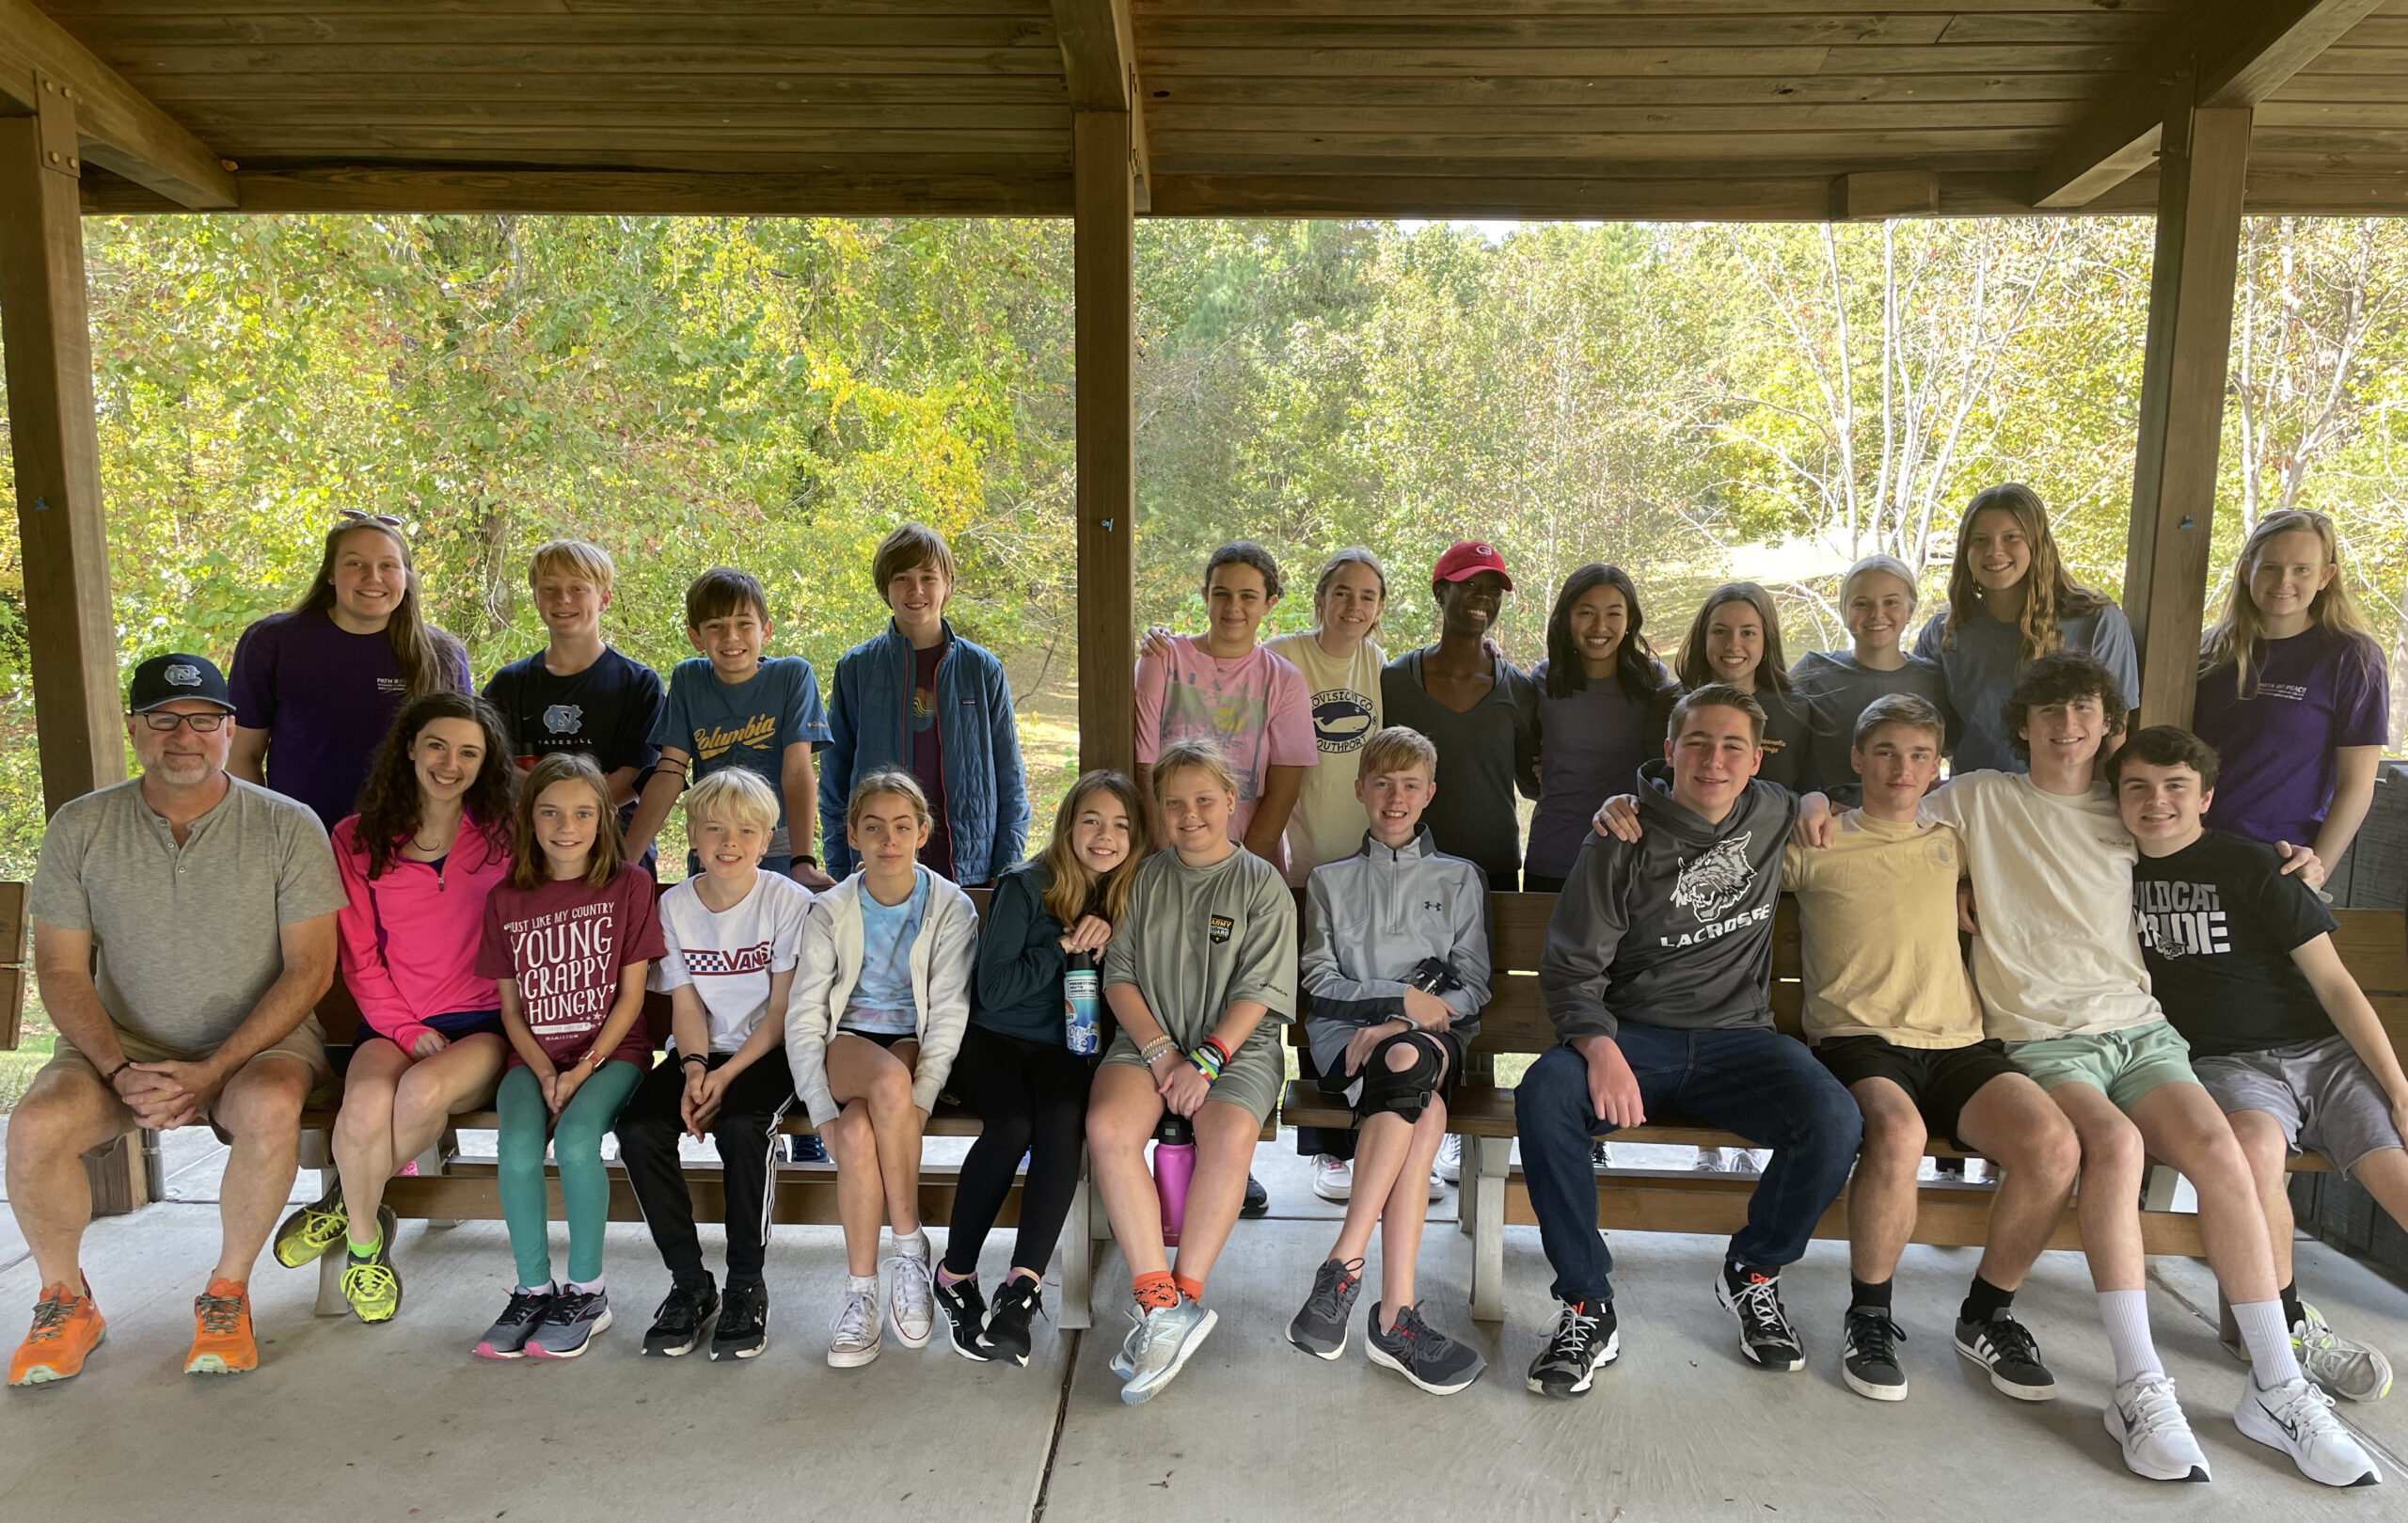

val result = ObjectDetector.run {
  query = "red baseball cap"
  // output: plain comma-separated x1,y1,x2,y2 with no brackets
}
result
1432,540,1513,590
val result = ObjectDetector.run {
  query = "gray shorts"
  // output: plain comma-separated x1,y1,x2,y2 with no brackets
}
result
1100,1024,1286,1125
2194,1034,2406,1177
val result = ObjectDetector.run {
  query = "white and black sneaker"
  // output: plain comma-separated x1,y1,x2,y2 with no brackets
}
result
642,1278,718,1357
2236,1375,2383,1487
709,1279,768,1360
1526,1298,1618,1398
981,1277,1045,1367
1954,1311,2056,1401
2106,1372,2210,1482
1719,1265,1804,1372
934,1274,990,1362
1841,1307,1908,1401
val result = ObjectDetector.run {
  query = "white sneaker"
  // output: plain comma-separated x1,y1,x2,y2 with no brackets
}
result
1311,1154,1353,1202
888,1249,936,1349
828,1288,881,1368
1121,1299,1217,1404
1427,1167,1446,1202
2106,1373,2210,1482
2294,1304,2396,1403
2236,1375,2383,1487
1436,1134,1463,1183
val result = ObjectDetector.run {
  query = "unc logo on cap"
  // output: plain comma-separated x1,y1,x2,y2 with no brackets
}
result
164,663,203,688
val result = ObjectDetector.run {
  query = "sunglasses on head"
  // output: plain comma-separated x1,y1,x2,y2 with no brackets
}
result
336,510,405,530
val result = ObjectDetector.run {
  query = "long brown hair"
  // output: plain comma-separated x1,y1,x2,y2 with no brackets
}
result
1675,582,1792,695
353,690,517,879
1039,770,1152,929
2200,508,2379,696
1941,483,2108,668
296,519,465,700
508,754,626,892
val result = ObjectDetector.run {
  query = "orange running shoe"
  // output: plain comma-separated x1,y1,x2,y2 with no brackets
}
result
8,1279,106,1387
183,1279,257,1375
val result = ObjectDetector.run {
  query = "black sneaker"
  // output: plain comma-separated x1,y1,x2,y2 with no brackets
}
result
1368,1302,1486,1396
1841,1306,1909,1402
642,1278,719,1357
785,1134,829,1165
1241,1173,1270,1219
710,1279,768,1361
1719,1265,1804,1372
982,1276,1045,1368
1288,1257,1364,1360
1525,1298,1619,1398
934,1274,991,1362
1955,1311,2057,1401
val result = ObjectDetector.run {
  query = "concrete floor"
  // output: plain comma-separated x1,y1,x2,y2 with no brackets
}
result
3,1137,2405,1523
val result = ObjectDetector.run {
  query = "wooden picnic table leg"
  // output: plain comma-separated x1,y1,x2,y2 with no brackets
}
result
1469,1136,1510,1324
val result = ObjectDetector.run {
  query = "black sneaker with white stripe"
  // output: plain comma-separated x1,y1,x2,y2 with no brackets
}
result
1955,1311,2057,1401
1719,1264,1804,1372
1525,1298,1619,1398
1841,1306,1908,1401
934,1274,990,1362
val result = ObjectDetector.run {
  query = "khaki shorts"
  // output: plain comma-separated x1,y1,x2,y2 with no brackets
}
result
2006,1020,2198,1113
47,1018,336,1140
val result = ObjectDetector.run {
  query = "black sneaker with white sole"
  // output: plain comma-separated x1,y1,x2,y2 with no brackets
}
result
1241,1173,1270,1218
1841,1306,1908,1401
1367,1302,1485,1396
1954,1311,2057,1401
642,1278,719,1357
1719,1265,1804,1372
710,1279,768,1360
1526,1298,1619,1398
981,1277,1045,1368
935,1274,991,1362
1288,1257,1363,1360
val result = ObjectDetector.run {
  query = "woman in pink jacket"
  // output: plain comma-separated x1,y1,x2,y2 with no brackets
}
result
270,691,519,1324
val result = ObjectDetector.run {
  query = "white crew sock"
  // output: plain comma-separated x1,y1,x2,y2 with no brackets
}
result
2231,1299,2304,1388
894,1229,930,1261
848,1273,879,1297
2099,1288,2164,1386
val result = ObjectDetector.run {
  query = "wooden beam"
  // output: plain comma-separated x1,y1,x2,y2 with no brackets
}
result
1827,168,1939,220
2125,103,2253,731
1051,0,1149,211
84,165,1074,216
0,87,124,815
0,0,233,209
1072,110,1135,776
2034,0,2380,208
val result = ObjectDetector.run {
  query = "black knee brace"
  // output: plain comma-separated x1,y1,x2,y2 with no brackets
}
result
1355,1032,1448,1125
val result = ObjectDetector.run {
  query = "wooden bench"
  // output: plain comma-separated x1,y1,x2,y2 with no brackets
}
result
1281,893,2408,1325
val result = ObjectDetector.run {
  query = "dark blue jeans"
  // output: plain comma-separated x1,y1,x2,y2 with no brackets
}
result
1515,1025,1863,1306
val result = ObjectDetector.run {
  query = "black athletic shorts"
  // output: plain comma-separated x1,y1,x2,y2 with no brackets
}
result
1814,1036,2021,1150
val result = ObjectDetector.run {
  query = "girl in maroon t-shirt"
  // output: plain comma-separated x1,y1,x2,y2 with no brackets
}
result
472,754,664,1358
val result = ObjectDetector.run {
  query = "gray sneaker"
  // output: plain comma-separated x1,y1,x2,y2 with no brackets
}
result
1367,1302,1486,1396
2294,1304,2396,1403
1120,1300,1217,1405
525,1289,612,1359
1288,1257,1363,1360
473,1288,555,1359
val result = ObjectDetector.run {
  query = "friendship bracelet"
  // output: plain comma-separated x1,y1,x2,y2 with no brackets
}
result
1139,1036,1178,1067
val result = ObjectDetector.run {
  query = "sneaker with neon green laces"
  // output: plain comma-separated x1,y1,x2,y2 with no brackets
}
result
341,1206,403,1325
273,1183,348,1269
2294,1303,2394,1403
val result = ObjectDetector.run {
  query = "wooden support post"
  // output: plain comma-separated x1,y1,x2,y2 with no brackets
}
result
2124,93,2252,730
1073,109,1136,775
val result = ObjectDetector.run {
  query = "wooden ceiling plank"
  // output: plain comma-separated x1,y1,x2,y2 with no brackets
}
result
100,44,1069,75
1049,0,1147,207
58,14,1060,48
1138,45,2144,78
2034,0,2385,208
1134,72,2120,108
142,164,1074,215
1133,15,1954,49
1142,101,2087,135
0,0,231,207
135,71,1073,104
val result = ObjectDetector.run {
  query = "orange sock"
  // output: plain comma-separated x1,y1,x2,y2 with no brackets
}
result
1133,1271,1180,1311
1173,1274,1206,1306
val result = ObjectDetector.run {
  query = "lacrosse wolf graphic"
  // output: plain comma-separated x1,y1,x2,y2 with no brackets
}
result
1671,833,1756,924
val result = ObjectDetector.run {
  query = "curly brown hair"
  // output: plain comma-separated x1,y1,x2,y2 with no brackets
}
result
353,690,517,879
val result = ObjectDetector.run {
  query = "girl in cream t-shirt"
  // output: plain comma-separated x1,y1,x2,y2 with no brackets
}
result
1266,548,1390,886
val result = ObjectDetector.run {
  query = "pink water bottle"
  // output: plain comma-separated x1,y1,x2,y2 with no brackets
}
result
1153,1115,1196,1247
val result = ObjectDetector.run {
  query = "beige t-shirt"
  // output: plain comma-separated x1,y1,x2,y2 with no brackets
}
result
1265,631,1384,886
1782,811,1984,1048
1921,770,2162,1041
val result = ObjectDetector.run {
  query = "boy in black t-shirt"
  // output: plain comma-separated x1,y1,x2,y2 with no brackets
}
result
482,540,666,850
2115,724,2407,1406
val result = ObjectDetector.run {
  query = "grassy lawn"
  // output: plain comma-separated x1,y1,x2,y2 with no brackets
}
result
2,992,56,1113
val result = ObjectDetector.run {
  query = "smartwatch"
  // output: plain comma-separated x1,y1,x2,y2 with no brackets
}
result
794,854,820,869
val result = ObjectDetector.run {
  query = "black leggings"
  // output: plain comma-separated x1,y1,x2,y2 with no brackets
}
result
943,1023,1091,1278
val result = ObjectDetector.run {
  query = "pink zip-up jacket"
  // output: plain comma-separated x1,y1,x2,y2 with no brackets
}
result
333,811,512,1052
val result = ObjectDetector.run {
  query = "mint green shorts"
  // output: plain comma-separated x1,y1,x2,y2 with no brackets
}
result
2006,1021,2198,1112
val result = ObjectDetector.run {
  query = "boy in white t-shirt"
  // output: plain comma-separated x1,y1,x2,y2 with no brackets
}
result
614,769,813,1362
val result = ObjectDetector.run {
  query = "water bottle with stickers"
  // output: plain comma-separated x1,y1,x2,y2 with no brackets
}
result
1063,950,1101,1055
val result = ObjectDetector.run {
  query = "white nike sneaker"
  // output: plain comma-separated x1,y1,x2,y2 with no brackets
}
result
2236,1376,2383,1487
2105,1373,2210,1482
1311,1155,1353,1202
1436,1134,1463,1183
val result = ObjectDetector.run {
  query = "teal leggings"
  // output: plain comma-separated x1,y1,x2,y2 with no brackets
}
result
496,1060,645,1288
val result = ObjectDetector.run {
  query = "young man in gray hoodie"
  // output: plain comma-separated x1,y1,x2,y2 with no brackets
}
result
1520,684,1862,1398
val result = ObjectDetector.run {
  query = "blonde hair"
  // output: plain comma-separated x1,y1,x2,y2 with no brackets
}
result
508,754,626,892
1038,770,1151,930
1356,725,1437,781
684,768,779,838
1941,483,2109,668
1150,738,1237,801
2201,509,2377,696
527,539,615,596
847,767,930,830
1841,554,1920,610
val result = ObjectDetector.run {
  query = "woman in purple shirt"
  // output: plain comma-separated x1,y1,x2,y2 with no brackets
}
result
230,513,470,830
2194,509,2390,879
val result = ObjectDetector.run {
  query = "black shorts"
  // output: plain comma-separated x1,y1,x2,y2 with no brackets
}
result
1318,1028,1465,1120
1814,1037,2021,1150
835,1028,918,1052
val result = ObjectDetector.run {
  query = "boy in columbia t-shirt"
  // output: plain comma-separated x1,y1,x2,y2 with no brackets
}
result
2114,723,2408,1408
625,567,834,888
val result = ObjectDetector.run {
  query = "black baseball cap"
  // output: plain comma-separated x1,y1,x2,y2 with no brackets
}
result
127,653,234,713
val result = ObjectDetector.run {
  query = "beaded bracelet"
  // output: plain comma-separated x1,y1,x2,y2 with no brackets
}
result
1139,1036,1178,1067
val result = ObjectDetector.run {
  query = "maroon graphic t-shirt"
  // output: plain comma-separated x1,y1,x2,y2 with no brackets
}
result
477,862,666,1069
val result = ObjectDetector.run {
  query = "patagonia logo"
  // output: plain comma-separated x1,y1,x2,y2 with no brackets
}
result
375,677,407,695
1208,912,1235,945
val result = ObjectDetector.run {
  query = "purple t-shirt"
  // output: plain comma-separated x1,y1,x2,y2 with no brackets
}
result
911,641,953,880
230,609,472,830
2193,625,2389,849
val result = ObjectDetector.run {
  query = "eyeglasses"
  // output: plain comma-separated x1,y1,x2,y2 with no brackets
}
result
138,711,230,733
336,510,404,529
